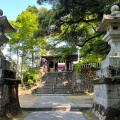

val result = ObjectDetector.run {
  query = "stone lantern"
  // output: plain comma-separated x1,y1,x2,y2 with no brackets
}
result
93,5,120,120
0,9,21,119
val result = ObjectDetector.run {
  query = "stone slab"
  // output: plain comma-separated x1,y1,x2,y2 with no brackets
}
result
33,95,77,108
24,111,87,120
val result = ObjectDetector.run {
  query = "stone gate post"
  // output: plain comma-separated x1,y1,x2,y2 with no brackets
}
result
0,9,21,120
93,5,120,120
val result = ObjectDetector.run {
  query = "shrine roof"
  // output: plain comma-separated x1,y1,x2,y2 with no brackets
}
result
41,54,78,61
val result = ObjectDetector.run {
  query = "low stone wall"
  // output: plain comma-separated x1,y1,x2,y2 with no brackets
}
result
93,83,120,120
0,79,21,120
72,69,97,93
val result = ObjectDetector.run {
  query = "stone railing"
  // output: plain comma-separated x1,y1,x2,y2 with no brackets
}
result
80,62,101,69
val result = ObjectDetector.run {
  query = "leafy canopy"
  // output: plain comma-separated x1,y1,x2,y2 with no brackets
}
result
35,0,120,70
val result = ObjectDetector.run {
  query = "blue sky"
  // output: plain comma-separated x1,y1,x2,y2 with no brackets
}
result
0,0,51,20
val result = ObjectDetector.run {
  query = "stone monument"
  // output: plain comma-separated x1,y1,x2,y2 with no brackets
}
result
93,5,120,120
0,9,21,120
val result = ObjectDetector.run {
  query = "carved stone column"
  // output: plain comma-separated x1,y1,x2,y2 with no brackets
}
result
93,5,120,120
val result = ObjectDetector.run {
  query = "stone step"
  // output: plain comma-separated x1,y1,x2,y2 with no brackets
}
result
35,88,72,94
34,72,73,94
35,91,54,94
35,89,54,94
37,87,71,90
54,89,72,93
37,86,72,89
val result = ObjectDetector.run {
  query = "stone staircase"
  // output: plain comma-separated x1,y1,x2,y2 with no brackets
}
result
34,72,73,94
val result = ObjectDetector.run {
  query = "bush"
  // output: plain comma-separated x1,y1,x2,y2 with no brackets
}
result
23,68,40,86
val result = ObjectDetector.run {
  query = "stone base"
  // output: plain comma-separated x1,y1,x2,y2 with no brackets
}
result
0,80,21,120
93,102,120,120
0,102,21,120
93,83,120,120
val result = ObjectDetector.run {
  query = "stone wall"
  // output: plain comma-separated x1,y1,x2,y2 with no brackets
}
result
93,83,120,120
72,69,97,93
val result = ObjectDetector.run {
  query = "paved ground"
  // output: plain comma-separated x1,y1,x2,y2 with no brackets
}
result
19,94,94,120
66,95,93,108
24,111,87,120
19,94,93,108
33,95,77,108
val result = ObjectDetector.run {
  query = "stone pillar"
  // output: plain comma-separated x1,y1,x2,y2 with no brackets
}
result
65,59,67,71
68,61,72,71
93,5,120,120
55,62,58,71
65,60,72,71
53,62,55,71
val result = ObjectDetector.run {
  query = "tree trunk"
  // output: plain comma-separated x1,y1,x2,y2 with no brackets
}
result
16,49,19,77
39,55,42,68
32,52,35,68
20,52,25,88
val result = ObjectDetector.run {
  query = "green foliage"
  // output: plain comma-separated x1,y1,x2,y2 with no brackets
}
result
76,37,110,72
23,68,40,86
8,6,49,68
9,11,39,51
26,5,38,14
37,9,55,37
37,0,57,5
35,0,119,64
6,6,50,86
55,45,77,59
16,11,38,40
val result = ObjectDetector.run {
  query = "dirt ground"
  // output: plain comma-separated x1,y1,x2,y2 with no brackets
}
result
18,87,40,108
19,94,40,108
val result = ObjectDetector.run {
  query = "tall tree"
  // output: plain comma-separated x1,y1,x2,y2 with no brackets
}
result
36,0,120,65
7,7,45,86
12,11,39,68
26,5,38,14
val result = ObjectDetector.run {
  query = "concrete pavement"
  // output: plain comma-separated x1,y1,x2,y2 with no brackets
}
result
23,94,89,120
19,94,93,109
33,95,77,108
24,111,87,120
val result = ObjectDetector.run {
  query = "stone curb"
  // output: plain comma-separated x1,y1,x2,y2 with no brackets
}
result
21,107,92,111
